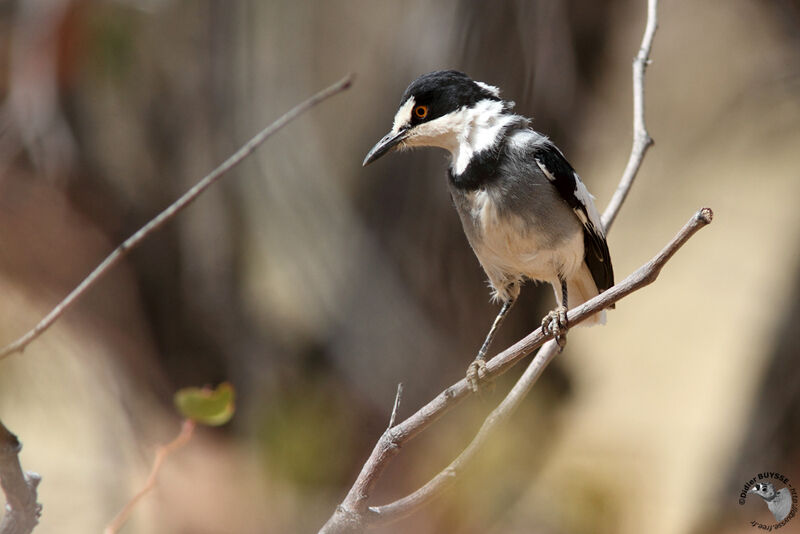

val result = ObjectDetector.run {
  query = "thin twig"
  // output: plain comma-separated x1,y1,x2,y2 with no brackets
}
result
0,420,41,534
388,384,403,430
0,74,355,361
601,0,658,232
103,419,196,534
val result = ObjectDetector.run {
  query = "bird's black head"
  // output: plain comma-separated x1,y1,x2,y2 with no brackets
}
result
399,70,502,126
363,70,504,166
750,483,776,499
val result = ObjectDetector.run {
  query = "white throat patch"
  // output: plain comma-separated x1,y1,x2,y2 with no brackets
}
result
402,99,514,175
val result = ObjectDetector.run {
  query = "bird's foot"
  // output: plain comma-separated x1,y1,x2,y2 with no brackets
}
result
466,358,493,394
542,306,568,349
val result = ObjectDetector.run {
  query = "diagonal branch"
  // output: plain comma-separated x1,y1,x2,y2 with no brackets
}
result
0,420,42,534
0,74,355,361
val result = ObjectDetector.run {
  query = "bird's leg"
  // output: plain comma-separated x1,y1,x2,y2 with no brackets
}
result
467,297,516,393
542,277,568,350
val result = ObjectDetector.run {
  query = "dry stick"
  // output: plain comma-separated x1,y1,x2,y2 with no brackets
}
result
103,419,196,534
369,207,712,523
0,420,41,534
0,74,355,361
387,384,403,430
320,1,661,531
602,0,658,232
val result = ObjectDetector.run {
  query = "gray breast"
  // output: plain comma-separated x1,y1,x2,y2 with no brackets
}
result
450,152,581,253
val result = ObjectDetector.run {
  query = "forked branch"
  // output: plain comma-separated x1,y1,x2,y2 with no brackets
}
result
321,208,711,531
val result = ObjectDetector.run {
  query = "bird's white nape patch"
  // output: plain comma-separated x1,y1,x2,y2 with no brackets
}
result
392,96,415,134
475,81,501,98
450,99,514,175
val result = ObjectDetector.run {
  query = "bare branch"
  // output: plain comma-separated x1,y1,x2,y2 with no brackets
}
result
103,419,196,534
321,206,712,531
0,420,42,534
601,0,658,231
371,339,558,522
368,209,712,523
0,74,355,361
318,385,406,534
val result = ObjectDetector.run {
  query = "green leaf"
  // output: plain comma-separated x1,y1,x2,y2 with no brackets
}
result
174,382,235,426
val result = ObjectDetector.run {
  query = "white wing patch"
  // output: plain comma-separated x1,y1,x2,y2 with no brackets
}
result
535,155,604,234
572,173,604,233
534,157,557,182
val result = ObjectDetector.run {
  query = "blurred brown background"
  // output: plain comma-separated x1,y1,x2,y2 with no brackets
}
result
0,0,799,532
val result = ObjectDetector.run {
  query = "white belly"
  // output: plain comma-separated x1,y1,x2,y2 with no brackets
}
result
467,189,584,300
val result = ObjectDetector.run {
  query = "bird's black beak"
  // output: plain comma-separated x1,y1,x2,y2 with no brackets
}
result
362,128,408,166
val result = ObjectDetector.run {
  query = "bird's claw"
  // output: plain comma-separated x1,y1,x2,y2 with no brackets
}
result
466,358,492,394
542,306,568,349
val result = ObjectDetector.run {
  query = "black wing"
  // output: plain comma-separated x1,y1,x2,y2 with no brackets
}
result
532,142,614,293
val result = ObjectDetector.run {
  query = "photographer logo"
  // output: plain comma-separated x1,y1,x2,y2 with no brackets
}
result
739,472,797,530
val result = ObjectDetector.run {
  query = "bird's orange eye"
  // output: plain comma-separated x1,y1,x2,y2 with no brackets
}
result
414,105,429,119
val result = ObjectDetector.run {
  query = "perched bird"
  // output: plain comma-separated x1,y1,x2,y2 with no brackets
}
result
749,482,792,522
363,70,613,389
